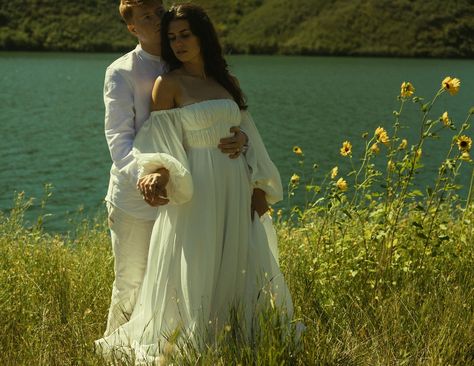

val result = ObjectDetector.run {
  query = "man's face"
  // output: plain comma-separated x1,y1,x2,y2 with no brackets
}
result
127,2,165,47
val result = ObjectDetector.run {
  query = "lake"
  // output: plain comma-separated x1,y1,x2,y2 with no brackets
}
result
1,52,473,232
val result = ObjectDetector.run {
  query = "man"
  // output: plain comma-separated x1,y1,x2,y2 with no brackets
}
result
103,0,247,336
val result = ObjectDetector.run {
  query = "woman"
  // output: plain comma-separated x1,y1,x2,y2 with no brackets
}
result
95,3,293,361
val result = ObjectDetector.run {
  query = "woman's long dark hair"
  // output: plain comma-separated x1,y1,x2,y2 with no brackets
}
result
160,3,247,110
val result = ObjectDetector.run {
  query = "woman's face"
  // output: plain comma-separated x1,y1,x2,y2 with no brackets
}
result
167,19,201,63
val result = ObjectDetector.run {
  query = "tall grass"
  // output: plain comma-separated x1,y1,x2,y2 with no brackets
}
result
1,78,473,365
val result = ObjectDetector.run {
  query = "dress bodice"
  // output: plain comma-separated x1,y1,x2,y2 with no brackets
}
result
149,99,241,149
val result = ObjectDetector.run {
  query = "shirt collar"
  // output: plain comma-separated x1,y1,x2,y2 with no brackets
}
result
136,44,161,62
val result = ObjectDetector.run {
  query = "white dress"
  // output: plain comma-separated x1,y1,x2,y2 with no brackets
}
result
95,99,293,362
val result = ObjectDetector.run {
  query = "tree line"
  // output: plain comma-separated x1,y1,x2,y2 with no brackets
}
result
1,0,473,57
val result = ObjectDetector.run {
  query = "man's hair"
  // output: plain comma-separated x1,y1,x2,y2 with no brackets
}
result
119,0,162,24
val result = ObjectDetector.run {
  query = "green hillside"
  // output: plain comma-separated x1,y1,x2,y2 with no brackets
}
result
1,0,474,57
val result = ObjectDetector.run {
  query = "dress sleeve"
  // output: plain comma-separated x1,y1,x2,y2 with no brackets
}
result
240,110,283,205
132,110,193,205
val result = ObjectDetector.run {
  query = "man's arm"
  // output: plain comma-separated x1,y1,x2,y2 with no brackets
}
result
104,67,140,186
218,127,248,159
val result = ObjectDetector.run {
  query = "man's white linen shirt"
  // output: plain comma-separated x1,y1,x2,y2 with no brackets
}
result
104,44,165,220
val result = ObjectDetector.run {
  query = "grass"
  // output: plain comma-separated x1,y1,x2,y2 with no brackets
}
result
1,78,473,365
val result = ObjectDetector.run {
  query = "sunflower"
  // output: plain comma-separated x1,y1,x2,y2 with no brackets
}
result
442,111,451,127
293,146,303,156
340,141,352,157
290,173,300,185
415,148,422,160
399,139,408,150
400,81,415,98
370,143,380,154
336,178,348,192
442,76,461,96
375,126,389,145
457,135,472,152
330,166,338,179
387,160,396,171
460,151,471,162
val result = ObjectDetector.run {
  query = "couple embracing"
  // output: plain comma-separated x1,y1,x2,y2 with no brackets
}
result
95,0,295,362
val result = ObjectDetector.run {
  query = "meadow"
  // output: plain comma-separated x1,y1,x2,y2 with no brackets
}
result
1,78,473,365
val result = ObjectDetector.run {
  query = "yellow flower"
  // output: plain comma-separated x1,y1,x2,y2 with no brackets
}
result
340,141,352,157
277,209,283,217
457,135,472,152
268,206,274,216
400,81,415,98
290,173,300,185
370,143,380,154
330,166,338,179
387,160,395,171
442,76,461,95
336,178,348,192
399,139,408,149
375,126,389,145
293,146,303,156
460,151,471,162
415,148,422,160
442,111,451,127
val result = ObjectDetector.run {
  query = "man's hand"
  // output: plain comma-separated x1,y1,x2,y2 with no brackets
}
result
251,188,269,220
137,168,170,207
218,126,247,159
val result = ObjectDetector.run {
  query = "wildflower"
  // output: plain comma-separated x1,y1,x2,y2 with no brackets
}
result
387,160,396,171
442,111,451,127
330,166,338,179
375,126,389,145
293,146,303,156
399,139,408,149
442,76,461,95
461,151,471,161
457,135,472,152
277,209,283,217
340,141,352,157
224,325,232,332
400,81,415,98
415,148,422,160
336,178,348,191
370,143,380,154
290,173,300,185
268,206,274,216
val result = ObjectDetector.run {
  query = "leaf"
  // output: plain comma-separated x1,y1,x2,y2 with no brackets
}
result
343,209,352,219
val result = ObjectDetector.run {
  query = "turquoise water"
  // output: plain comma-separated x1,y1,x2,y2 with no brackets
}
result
1,52,473,232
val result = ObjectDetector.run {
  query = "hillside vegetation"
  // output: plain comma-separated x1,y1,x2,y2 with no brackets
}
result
1,0,474,57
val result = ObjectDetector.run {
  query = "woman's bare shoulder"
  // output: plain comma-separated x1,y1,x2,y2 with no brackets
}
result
152,72,181,111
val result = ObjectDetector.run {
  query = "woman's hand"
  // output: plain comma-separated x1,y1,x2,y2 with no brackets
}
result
137,168,170,206
218,126,248,159
251,188,269,219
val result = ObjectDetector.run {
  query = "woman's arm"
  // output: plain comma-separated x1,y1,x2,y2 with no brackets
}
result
138,74,180,203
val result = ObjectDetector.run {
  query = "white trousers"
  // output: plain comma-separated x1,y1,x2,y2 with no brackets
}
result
104,203,155,337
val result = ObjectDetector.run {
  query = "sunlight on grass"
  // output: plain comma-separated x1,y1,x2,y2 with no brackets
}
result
1,77,473,365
